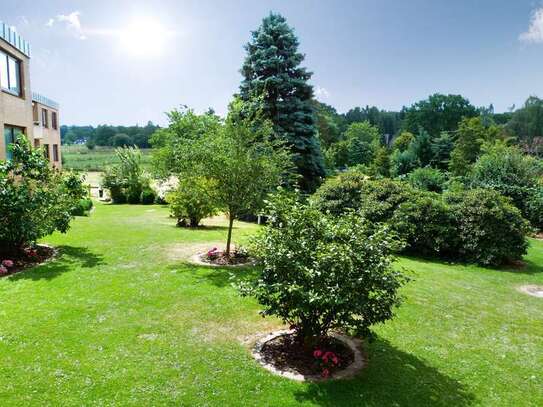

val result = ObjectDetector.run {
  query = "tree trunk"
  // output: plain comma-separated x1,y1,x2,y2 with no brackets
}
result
225,214,235,258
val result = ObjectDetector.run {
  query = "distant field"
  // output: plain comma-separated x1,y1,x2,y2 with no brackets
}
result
62,145,153,172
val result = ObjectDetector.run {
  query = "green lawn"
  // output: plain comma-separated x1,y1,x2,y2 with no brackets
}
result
62,145,153,172
0,203,541,406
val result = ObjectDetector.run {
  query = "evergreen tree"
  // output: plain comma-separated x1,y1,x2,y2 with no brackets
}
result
240,13,325,192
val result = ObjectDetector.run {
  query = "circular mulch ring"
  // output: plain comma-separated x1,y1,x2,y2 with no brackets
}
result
0,244,57,278
518,285,543,298
252,330,364,381
188,252,258,268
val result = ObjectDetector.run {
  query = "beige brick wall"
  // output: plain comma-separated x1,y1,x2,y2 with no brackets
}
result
0,37,33,159
33,103,62,169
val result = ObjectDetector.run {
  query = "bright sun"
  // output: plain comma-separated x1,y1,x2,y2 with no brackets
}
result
119,17,170,57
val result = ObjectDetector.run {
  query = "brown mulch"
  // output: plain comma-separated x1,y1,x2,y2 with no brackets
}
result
0,245,56,278
203,253,251,266
260,333,354,377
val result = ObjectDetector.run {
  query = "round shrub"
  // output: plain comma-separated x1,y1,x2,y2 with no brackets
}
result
445,189,529,266
71,198,93,216
243,192,406,345
391,191,455,256
310,169,367,216
0,137,86,255
525,187,543,230
407,167,447,193
359,178,415,223
109,187,126,204
140,188,156,205
166,177,218,227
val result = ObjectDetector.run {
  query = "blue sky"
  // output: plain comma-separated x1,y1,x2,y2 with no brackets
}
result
2,0,543,125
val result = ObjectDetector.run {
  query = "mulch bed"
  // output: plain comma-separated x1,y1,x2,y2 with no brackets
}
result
260,332,354,377
202,253,253,266
0,245,56,278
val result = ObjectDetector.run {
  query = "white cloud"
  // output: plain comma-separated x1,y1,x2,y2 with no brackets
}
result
46,11,86,40
520,7,543,43
314,86,330,98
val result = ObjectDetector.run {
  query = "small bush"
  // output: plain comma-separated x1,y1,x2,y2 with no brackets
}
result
310,169,367,216
407,167,447,193
166,177,218,227
391,192,455,255
359,178,415,223
71,198,94,216
243,192,406,345
525,187,543,230
101,146,150,205
0,137,86,255
140,188,156,205
445,189,529,265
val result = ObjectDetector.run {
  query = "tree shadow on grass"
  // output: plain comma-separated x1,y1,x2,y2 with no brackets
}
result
8,245,105,281
400,253,543,275
168,262,261,288
294,337,475,407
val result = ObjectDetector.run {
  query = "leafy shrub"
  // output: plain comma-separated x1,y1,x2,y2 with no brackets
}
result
391,191,455,255
445,189,529,265
407,167,447,193
71,198,94,216
243,192,406,345
166,177,218,227
310,169,367,216
140,188,156,205
0,137,86,255
101,146,150,204
525,187,543,230
311,174,529,265
359,178,415,223
470,143,543,228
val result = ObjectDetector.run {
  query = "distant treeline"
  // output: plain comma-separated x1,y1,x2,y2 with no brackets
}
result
313,95,542,157
60,122,160,148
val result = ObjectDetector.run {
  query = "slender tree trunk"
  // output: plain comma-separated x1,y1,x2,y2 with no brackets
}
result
225,214,235,257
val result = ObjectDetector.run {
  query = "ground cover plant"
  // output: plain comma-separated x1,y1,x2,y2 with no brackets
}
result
0,203,541,405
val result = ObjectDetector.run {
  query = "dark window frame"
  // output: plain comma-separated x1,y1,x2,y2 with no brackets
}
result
52,111,58,130
52,144,59,162
43,143,50,160
42,108,49,128
0,50,22,97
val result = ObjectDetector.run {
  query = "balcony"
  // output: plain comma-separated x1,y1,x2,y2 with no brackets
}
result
32,92,59,110
0,21,31,57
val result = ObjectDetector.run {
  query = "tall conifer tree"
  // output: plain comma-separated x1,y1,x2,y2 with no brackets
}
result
240,13,325,192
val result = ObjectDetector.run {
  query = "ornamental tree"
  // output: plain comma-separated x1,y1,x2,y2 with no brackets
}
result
0,136,86,256
244,191,406,347
154,100,293,257
240,12,325,192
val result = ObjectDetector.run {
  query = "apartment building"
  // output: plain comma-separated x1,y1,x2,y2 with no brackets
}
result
0,21,62,169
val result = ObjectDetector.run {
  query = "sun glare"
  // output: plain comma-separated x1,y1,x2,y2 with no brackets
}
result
118,17,170,57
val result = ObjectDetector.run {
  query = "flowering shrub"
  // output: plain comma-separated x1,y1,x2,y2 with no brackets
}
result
206,247,221,260
313,349,340,378
0,136,86,256
0,265,8,275
242,190,406,347
2,260,14,268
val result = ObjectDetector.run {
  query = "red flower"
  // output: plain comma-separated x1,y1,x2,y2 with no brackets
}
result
313,349,323,358
1,260,14,268
321,368,330,378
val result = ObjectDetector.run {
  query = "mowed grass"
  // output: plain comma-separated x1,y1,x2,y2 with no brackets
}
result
0,203,542,406
62,145,153,172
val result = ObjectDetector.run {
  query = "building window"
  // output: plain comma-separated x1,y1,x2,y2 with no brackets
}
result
3,126,24,161
43,144,50,160
52,144,59,162
42,109,48,128
52,111,58,130
0,51,21,96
